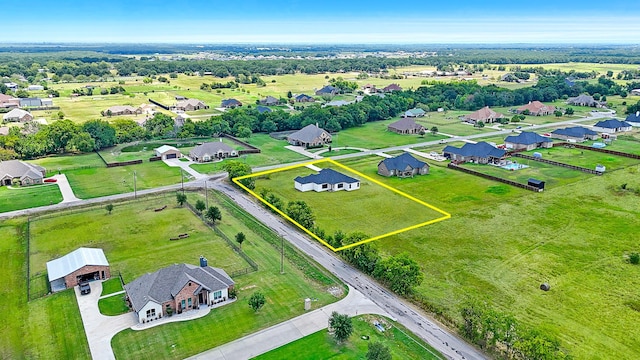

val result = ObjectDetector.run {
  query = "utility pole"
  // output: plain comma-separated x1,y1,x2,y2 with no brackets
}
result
204,180,208,208
280,236,285,274
133,170,137,199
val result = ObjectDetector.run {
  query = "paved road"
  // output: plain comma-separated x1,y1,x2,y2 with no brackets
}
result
188,285,390,360
212,182,487,360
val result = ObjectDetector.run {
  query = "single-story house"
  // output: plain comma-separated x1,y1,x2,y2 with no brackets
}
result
592,119,633,133
256,105,272,113
286,124,332,148
4,82,18,91
124,260,235,323
500,73,518,82
294,168,360,192
516,101,556,116
567,94,602,107
504,131,553,151
387,118,425,135
19,98,42,107
378,152,429,177
0,160,46,186
0,93,19,108
139,103,156,115
294,94,315,103
3,108,33,122
382,83,402,92
190,141,238,162
221,99,242,108
46,247,110,293
462,106,506,124
259,96,279,106
626,111,640,126
362,84,377,93
550,126,599,142
155,145,182,160
175,99,208,111
402,108,426,118
630,89,640,96
103,105,142,116
443,141,507,164
27,84,44,91
315,85,339,96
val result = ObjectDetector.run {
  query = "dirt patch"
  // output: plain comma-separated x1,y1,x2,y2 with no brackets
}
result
240,285,257,291
327,286,344,297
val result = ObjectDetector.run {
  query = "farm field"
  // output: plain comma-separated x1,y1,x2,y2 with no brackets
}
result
111,191,344,359
253,159,446,238
0,184,63,213
254,315,442,360
0,219,90,360
336,155,640,359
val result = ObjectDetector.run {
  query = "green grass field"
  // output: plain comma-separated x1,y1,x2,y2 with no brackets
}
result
99,137,244,163
334,155,640,359
0,219,90,360
65,161,182,199
254,315,443,360
30,153,105,173
254,159,446,238
98,293,130,316
110,191,344,359
0,184,63,213
101,277,123,296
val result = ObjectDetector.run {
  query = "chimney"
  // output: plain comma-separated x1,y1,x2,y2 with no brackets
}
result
199,256,208,267
636,111,639,117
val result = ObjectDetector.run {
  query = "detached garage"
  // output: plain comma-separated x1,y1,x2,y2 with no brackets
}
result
46,247,110,293
155,145,182,160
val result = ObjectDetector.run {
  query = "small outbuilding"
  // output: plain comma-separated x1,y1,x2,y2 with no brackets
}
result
528,178,545,191
155,145,182,160
46,247,110,293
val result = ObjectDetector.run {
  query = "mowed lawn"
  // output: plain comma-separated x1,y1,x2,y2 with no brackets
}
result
30,152,105,173
520,145,640,171
65,161,182,199
28,195,248,284
0,219,90,360
254,160,446,238
254,315,442,360
0,184,63,213
339,155,640,359
111,191,343,359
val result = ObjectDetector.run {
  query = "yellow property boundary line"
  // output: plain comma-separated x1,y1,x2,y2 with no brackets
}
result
232,158,451,252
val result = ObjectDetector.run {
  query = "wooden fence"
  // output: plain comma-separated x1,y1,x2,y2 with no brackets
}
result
571,143,640,159
512,153,602,175
447,163,542,192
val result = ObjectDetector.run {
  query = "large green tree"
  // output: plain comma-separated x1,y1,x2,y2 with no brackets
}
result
373,253,423,296
285,200,315,229
223,161,255,190
83,119,117,149
328,312,353,343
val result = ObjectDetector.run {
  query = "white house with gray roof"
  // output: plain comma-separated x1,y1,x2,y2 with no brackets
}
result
0,160,45,186
124,260,235,323
189,141,238,162
286,124,332,148
3,108,33,122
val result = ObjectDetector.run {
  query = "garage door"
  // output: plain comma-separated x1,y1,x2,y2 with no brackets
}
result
166,153,177,159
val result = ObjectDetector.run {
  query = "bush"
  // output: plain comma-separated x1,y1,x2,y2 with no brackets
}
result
630,252,640,265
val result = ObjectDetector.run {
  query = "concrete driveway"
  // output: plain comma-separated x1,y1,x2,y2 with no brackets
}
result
74,281,136,360
163,158,207,180
187,285,390,360
50,174,81,203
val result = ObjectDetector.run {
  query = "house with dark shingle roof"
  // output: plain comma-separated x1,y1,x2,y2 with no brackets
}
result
124,261,235,323
462,106,506,124
378,153,429,178
626,111,640,125
190,141,238,162
259,96,279,106
592,119,632,133
0,160,45,186
382,83,402,92
443,142,507,164
294,94,315,103
550,127,598,142
221,99,242,108
567,94,602,107
256,105,272,114
504,131,553,151
387,118,425,135
286,124,332,148
315,85,339,96
294,168,360,192
516,101,556,116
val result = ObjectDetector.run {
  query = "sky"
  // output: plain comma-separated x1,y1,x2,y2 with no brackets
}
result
3,0,640,44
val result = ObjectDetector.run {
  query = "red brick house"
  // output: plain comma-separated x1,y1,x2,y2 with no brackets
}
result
515,101,556,116
46,248,110,292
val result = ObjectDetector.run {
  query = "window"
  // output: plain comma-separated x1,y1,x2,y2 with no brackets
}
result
337,183,343,189
188,298,192,307
146,309,156,318
181,299,186,309
213,290,222,300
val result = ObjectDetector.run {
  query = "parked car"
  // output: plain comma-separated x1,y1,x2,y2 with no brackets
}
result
44,178,57,183
79,281,91,295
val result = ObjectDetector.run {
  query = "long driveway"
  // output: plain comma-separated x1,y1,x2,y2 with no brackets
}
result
188,285,390,360
212,182,486,360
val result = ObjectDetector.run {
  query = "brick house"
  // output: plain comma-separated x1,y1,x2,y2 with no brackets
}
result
46,248,111,292
124,259,235,323
515,101,556,116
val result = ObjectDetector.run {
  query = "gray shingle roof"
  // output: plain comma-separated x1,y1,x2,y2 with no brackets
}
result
190,142,234,158
0,160,45,181
124,263,234,311
295,94,314,101
287,124,330,144
551,126,597,138
388,118,424,132
443,141,506,159
295,168,358,185
315,85,338,95
380,153,427,171
504,131,552,145
221,99,242,107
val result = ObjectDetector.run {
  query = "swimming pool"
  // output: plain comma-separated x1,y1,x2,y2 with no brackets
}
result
501,162,529,170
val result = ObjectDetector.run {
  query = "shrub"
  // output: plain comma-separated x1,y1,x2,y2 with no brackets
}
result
630,252,640,265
